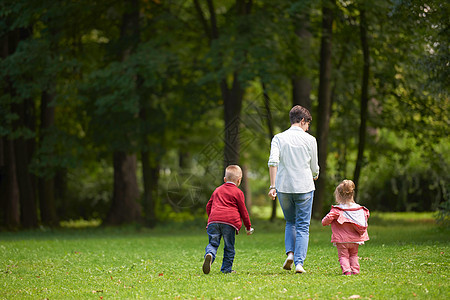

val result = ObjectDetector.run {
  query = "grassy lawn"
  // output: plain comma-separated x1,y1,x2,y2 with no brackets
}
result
0,212,448,299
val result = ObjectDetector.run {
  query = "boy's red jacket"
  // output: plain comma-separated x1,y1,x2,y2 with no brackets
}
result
206,182,251,234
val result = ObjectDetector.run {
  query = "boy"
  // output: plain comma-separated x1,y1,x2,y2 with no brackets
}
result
202,165,254,274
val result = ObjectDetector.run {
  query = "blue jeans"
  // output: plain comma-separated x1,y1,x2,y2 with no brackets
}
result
205,223,236,273
278,191,314,266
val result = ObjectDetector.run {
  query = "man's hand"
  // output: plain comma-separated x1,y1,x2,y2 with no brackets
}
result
246,227,254,235
268,188,277,200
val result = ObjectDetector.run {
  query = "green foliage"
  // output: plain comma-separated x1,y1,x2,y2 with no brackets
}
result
62,160,113,221
358,130,449,212
436,196,450,228
1,0,448,226
0,213,448,299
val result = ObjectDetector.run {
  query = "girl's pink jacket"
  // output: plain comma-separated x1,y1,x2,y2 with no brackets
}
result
321,204,370,244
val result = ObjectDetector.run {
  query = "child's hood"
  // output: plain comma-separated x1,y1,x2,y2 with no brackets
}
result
331,205,369,232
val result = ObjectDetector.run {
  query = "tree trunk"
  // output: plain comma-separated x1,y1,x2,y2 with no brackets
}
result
353,7,370,199
105,0,142,225
38,91,58,226
196,0,251,168
241,163,252,215
106,152,142,224
3,138,20,229
222,0,252,167
141,149,159,226
292,78,312,112
18,28,38,228
0,35,7,227
54,168,67,220
8,29,38,228
222,76,244,166
1,30,21,228
0,138,4,226
292,12,312,111
261,83,278,222
313,0,334,218
13,110,38,228
138,71,161,226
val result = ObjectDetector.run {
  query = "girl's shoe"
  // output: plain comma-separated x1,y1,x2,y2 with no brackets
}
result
283,253,294,270
343,271,351,275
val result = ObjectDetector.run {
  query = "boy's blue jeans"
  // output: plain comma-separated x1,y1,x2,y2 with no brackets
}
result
277,191,314,267
205,223,236,273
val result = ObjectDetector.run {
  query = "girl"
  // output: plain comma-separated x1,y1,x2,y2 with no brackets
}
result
322,180,369,275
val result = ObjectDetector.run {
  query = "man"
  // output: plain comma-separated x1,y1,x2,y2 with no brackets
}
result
268,105,319,273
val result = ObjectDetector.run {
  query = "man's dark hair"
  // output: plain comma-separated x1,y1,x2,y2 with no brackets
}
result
289,105,312,124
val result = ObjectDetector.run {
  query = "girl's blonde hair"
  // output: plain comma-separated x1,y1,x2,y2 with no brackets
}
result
334,179,355,204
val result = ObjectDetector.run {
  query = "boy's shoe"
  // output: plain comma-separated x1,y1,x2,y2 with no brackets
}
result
223,270,236,274
202,253,212,274
295,264,306,273
283,253,294,270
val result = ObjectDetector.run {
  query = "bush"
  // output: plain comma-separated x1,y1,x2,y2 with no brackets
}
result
436,192,450,227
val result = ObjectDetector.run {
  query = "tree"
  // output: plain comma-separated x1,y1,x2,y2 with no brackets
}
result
290,3,314,111
80,0,143,225
352,5,370,197
0,27,21,229
313,0,334,218
38,91,58,226
194,0,253,167
8,28,39,228
1,138,20,228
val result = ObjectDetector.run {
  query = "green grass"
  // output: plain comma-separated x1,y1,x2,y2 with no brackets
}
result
0,213,448,299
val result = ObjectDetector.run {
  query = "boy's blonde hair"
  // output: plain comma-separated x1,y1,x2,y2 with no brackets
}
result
225,165,242,183
334,179,355,204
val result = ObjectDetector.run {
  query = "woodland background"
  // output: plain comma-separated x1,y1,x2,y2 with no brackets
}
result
0,0,448,229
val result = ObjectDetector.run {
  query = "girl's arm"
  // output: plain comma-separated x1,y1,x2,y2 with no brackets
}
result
321,210,338,226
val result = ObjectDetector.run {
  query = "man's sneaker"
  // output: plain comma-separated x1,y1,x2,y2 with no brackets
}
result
202,253,212,274
283,253,294,270
295,264,306,273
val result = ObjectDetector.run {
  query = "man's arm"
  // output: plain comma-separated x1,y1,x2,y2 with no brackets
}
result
310,138,319,180
268,136,279,200
268,166,277,200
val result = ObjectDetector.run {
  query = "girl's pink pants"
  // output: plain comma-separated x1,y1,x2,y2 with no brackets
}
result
336,243,360,274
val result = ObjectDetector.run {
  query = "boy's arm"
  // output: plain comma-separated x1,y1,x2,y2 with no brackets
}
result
206,196,213,216
246,227,254,235
236,192,251,230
